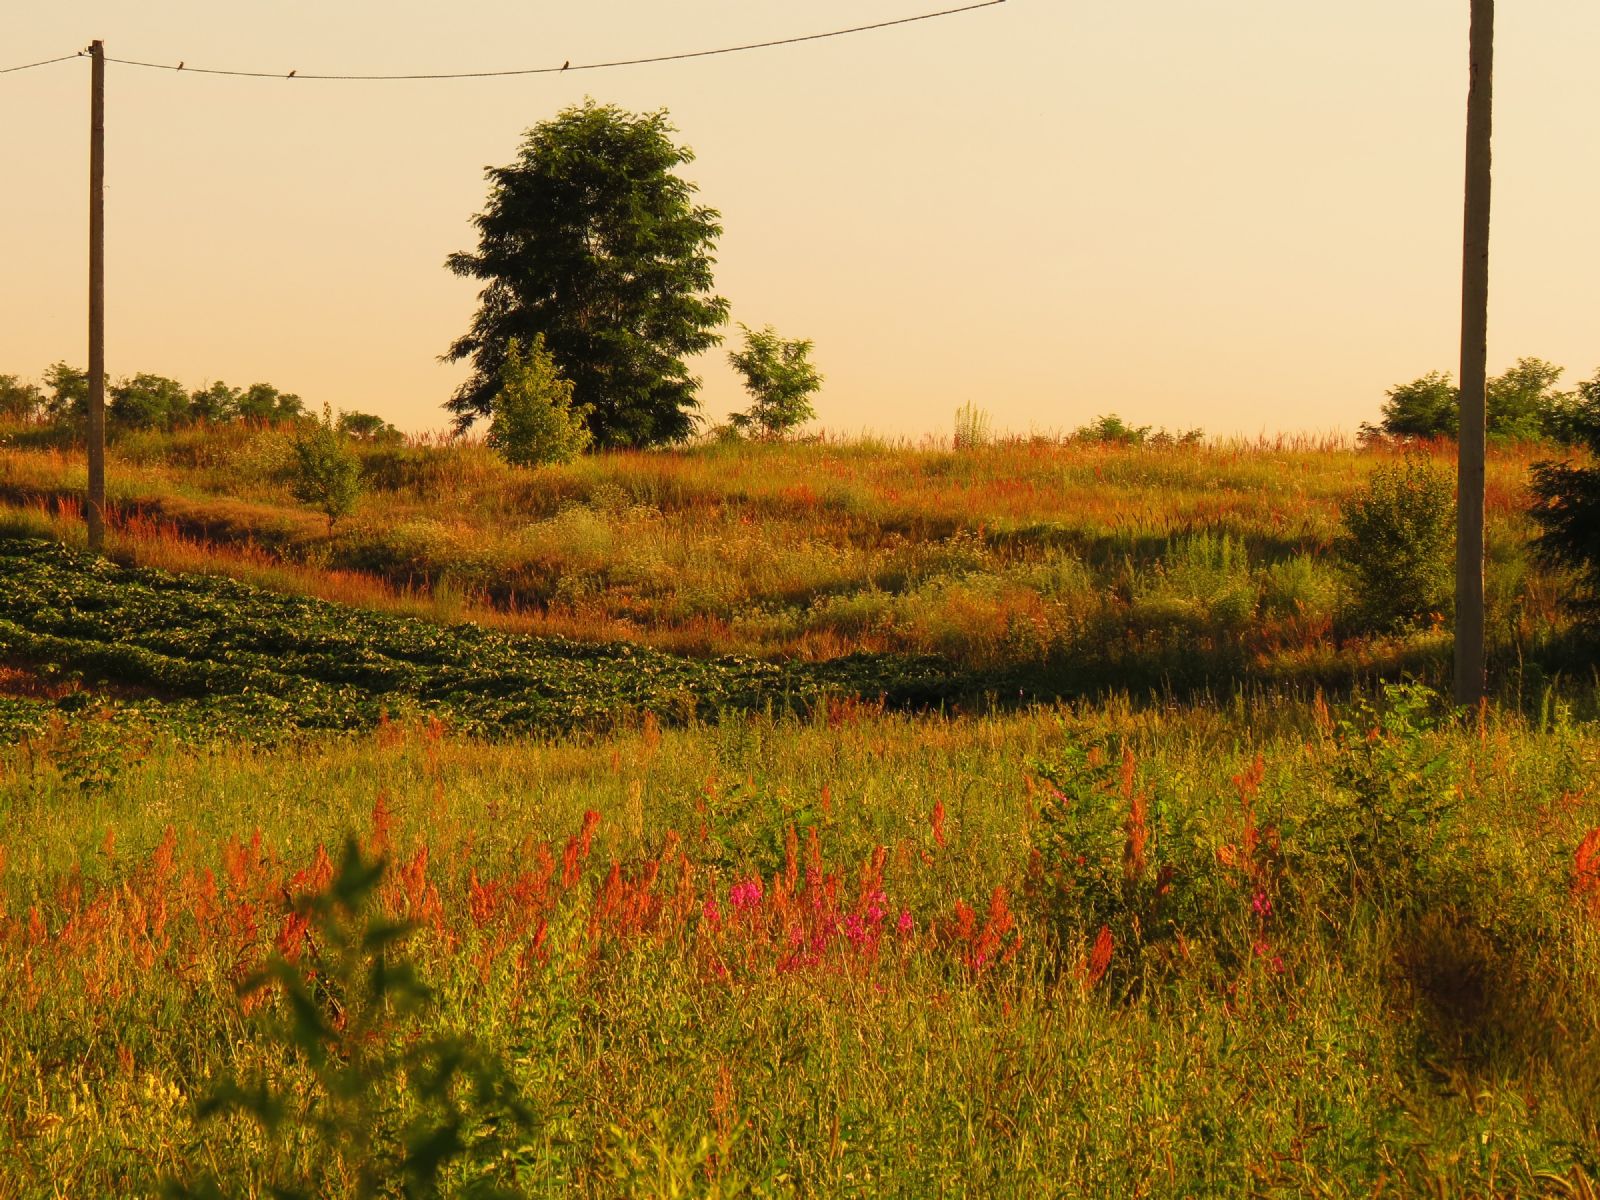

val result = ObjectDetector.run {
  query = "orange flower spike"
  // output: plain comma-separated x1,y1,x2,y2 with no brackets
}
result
275,911,311,962
1119,747,1137,804
1085,925,1114,988
534,843,554,889
1574,828,1600,915
467,869,499,929
578,810,602,858
783,824,799,895
987,886,1014,937
931,801,947,849
151,825,178,887
1123,788,1149,883
806,827,824,889
561,837,582,889
369,792,394,859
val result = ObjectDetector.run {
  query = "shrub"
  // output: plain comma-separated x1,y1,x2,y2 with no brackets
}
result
487,335,592,468
1530,370,1600,619
290,404,364,533
727,323,822,439
1334,455,1455,630
1072,414,1150,445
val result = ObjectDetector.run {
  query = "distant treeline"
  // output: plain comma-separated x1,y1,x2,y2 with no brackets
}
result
0,363,397,441
1364,358,1599,445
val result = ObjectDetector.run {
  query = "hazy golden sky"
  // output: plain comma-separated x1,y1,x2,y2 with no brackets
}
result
2,2,1596,438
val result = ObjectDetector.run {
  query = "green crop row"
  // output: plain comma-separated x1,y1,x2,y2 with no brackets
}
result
0,537,981,744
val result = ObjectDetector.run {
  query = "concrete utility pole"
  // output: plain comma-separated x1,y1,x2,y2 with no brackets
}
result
1455,0,1492,706
87,39,107,552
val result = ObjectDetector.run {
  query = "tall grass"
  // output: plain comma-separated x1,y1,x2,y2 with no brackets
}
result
0,427,1577,682
2,694,1598,1194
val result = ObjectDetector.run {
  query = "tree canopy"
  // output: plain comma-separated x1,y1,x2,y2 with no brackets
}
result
1364,359,1578,443
444,101,729,449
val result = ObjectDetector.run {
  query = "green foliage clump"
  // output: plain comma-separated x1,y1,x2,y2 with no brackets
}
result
1365,359,1579,444
42,361,88,422
487,336,592,468
166,839,532,1198
338,410,403,443
1070,414,1203,446
291,405,365,533
111,373,191,431
727,324,822,439
1292,683,1456,902
0,373,44,421
1334,455,1455,631
1363,371,1459,441
1530,370,1600,620
6,364,315,431
445,100,729,448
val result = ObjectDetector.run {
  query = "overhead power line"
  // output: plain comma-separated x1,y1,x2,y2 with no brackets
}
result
0,52,83,76
0,2,1005,82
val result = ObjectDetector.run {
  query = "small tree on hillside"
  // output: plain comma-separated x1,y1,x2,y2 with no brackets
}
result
0,375,43,421
1487,357,1568,442
238,383,305,423
1530,370,1600,620
41,362,88,423
189,381,242,423
1363,372,1459,441
487,335,592,468
727,324,822,439
110,373,190,430
1334,455,1456,631
291,404,364,533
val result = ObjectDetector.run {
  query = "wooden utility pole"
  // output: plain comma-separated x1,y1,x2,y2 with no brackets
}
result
1455,0,1492,706
86,39,107,551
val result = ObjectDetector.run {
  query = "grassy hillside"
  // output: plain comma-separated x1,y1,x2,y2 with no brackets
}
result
0,426,1576,686
2,427,1598,1196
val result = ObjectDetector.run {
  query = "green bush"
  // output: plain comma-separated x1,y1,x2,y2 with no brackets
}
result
487,336,592,468
1530,371,1600,619
291,405,364,533
1334,455,1455,631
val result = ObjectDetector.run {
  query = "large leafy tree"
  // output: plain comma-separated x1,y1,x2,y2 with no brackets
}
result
444,101,729,448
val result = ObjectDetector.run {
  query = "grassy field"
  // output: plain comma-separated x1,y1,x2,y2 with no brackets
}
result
1,427,1598,1196
0,425,1574,682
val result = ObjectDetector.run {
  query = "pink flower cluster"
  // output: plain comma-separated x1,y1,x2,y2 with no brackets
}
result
730,877,764,910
